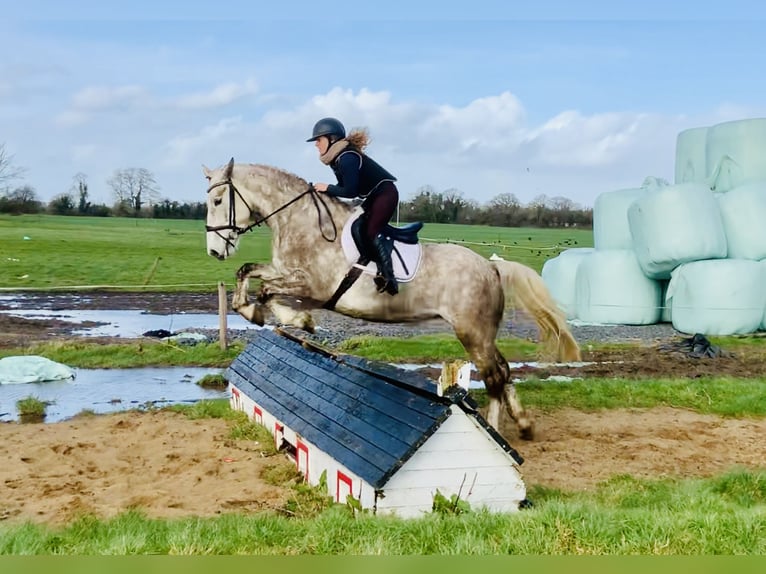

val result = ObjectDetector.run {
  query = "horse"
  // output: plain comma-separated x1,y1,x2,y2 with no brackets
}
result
203,158,580,439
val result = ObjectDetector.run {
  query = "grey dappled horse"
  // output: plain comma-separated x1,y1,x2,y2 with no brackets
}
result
203,159,580,439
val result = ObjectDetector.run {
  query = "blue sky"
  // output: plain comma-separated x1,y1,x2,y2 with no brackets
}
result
2,1,765,208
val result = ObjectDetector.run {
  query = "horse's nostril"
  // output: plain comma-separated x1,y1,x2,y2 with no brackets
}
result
209,249,220,259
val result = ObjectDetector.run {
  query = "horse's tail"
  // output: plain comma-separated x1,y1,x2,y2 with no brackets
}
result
492,259,581,362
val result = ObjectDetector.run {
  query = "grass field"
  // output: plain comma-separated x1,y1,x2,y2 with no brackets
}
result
3,214,766,556
0,214,592,291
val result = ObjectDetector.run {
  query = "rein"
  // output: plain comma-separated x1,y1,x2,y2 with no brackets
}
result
205,179,338,243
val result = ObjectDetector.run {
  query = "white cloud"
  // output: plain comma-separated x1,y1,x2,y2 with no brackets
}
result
175,79,259,109
162,116,245,167
526,110,646,167
71,84,149,110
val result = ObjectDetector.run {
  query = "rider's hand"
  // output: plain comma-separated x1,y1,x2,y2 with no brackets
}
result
314,182,329,192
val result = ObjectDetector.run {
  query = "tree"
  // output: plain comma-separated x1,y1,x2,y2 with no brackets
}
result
487,192,522,227
48,193,76,215
442,188,467,224
528,194,550,227
71,172,90,214
0,185,42,214
107,168,160,215
0,143,25,191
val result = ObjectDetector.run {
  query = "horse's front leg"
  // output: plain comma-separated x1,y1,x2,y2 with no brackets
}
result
231,262,273,325
265,299,316,334
233,263,316,332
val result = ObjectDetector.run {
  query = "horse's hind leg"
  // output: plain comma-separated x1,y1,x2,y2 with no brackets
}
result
502,380,533,441
456,329,534,440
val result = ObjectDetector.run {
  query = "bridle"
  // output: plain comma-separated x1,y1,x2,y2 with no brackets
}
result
204,178,338,252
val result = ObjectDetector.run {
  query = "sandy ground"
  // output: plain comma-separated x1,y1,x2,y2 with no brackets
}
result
2,406,765,525
1,291,766,525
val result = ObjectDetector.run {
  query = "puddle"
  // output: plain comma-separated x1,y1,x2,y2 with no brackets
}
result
0,308,263,338
0,367,228,423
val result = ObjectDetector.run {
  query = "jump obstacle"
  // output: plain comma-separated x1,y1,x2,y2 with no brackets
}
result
226,329,527,517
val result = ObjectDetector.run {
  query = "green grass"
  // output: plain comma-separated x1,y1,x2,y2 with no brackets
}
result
0,214,592,292
15,395,48,418
337,334,540,362
0,340,243,368
0,214,271,292
1,470,765,554
467,377,766,418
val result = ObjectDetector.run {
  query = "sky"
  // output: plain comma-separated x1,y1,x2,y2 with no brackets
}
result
2,1,766,208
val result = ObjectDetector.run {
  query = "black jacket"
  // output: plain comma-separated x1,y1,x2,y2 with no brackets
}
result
327,148,397,199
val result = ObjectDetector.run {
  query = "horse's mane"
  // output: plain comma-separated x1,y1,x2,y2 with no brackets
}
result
241,163,360,212
245,164,308,189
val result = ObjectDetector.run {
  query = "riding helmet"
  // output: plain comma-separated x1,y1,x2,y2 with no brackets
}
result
306,117,346,142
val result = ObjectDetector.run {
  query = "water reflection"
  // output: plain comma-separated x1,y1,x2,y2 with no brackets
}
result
0,367,228,423
0,308,263,338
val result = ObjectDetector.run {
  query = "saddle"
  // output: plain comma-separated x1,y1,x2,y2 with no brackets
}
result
323,213,423,310
350,216,423,266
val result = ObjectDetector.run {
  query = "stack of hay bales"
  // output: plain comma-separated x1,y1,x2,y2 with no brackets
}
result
542,117,766,335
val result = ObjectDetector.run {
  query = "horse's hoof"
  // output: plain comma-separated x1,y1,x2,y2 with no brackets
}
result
297,313,315,334
238,304,264,325
518,419,535,441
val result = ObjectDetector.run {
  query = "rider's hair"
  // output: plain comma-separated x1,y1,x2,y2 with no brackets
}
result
346,128,370,151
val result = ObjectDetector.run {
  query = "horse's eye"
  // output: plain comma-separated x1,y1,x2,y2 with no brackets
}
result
213,198,223,207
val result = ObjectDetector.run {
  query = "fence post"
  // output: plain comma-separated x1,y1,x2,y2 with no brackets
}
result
218,282,228,350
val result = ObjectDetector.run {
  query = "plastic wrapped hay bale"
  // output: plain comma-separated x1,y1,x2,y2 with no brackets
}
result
666,259,766,335
627,182,727,279
762,259,766,331
675,126,709,184
715,182,766,260
706,118,766,193
575,250,661,325
593,177,668,251
659,280,672,323
541,248,594,319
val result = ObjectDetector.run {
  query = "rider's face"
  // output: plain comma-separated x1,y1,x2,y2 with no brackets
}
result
315,136,329,155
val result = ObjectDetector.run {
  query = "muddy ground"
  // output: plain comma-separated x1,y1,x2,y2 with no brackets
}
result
1,291,765,525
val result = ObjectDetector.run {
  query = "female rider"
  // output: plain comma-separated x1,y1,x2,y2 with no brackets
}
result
308,117,399,295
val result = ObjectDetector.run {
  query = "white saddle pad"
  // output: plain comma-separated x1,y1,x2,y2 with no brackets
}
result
341,212,422,283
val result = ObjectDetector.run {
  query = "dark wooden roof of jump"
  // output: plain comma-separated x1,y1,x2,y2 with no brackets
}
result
226,328,521,488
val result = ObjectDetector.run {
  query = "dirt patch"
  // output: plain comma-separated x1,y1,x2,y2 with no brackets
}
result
0,411,292,525
1,407,764,525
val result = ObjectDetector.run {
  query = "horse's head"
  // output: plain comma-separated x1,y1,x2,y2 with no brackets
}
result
203,158,251,260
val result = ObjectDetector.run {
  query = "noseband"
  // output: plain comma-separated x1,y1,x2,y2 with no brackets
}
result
205,179,337,252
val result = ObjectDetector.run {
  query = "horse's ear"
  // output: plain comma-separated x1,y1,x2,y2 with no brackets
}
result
202,165,212,180
224,157,234,179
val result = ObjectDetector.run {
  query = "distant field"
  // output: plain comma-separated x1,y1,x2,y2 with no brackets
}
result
0,214,592,292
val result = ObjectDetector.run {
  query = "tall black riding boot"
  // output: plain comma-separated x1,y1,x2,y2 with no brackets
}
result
371,233,398,295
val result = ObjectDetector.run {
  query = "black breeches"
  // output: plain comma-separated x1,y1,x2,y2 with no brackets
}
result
363,181,399,241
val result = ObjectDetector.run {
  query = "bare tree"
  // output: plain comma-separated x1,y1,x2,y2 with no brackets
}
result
487,192,522,226
548,196,576,226
107,168,160,214
528,194,550,226
0,143,25,190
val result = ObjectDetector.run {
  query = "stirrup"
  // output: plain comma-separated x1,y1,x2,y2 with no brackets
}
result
374,274,398,295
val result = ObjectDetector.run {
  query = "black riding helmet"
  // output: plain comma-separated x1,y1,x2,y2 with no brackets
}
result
306,117,346,143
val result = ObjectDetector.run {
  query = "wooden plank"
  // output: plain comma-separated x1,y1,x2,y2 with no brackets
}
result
234,341,446,431
229,375,389,484
229,356,423,457
258,340,441,415
231,353,443,455
250,333,447,418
